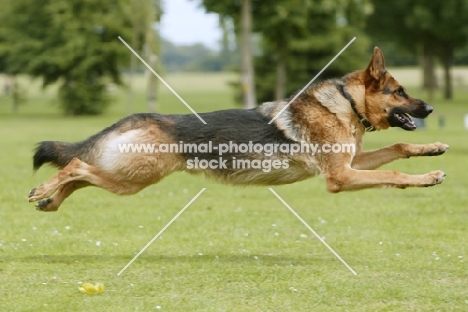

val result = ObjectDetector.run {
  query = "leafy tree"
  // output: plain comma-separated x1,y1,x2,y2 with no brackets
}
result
161,40,223,72
239,0,257,108
219,16,238,71
253,0,371,103
454,44,468,65
196,0,258,108
197,0,370,105
122,0,162,114
367,0,468,100
0,0,132,115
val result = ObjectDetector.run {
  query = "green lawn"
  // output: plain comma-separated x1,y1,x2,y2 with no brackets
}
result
0,72,468,311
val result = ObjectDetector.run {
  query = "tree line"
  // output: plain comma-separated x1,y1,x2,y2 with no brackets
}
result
0,0,467,114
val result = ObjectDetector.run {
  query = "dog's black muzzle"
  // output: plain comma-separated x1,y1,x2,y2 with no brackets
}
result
388,100,433,131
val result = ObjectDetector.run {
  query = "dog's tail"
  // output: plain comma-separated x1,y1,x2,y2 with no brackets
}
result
33,141,86,171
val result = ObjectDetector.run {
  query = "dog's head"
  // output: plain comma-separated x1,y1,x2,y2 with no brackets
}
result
360,47,433,131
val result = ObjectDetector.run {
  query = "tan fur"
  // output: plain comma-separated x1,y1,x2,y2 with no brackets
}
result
29,47,448,212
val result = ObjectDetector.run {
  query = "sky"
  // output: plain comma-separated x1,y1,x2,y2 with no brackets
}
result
160,0,221,50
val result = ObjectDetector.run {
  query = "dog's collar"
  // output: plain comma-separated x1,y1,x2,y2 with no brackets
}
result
338,84,376,132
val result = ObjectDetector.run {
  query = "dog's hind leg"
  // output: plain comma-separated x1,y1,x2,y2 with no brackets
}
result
352,142,449,170
29,157,151,205
35,181,90,212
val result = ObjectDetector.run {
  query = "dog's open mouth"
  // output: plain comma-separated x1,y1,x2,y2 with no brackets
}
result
395,112,416,130
388,102,433,131
388,109,417,131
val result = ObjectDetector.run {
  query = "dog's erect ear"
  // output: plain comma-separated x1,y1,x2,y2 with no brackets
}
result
366,47,386,80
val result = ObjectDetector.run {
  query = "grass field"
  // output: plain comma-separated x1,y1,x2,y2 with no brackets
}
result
0,70,468,311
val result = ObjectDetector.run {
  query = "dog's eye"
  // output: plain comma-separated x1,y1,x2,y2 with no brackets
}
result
395,88,406,97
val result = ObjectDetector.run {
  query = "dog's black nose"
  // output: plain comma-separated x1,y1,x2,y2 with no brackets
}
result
425,105,433,114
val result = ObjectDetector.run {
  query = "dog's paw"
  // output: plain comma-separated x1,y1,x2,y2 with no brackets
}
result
422,142,449,156
35,198,53,211
423,170,446,186
28,185,47,202
28,187,37,200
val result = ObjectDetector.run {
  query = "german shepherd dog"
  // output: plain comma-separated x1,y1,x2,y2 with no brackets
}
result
29,47,448,212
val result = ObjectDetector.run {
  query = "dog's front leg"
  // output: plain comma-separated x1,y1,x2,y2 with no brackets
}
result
321,153,446,193
352,142,448,170
325,167,446,193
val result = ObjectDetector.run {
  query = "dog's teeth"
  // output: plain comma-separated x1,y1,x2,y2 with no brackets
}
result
396,113,405,121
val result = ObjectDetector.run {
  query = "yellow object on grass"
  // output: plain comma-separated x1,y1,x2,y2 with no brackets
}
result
78,282,104,294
